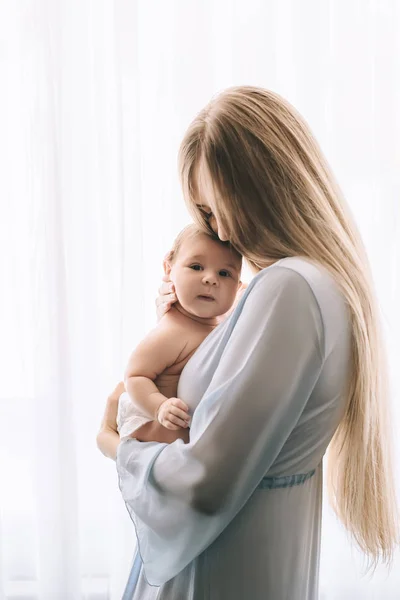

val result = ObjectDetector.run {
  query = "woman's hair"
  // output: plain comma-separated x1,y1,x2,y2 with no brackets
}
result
166,223,242,267
178,85,398,567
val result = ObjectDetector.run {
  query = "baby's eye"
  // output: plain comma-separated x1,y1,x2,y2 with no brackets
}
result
190,264,203,271
219,270,231,278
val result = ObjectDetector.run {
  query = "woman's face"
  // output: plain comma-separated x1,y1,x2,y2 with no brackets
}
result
196,160,229,242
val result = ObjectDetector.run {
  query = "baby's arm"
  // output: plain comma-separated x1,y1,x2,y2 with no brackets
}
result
124,321,190,431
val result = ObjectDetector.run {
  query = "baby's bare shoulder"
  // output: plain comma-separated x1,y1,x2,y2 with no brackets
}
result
158,310,212,358
158,309,187,332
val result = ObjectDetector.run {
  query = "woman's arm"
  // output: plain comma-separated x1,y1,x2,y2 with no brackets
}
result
132,419,190,444
96,427,119,461
96,382,124,460
116,267,326,585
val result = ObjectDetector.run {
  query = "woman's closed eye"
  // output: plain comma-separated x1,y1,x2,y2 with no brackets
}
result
199,207,213,221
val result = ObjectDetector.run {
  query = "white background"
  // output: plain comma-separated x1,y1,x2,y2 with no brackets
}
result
0,1,399,598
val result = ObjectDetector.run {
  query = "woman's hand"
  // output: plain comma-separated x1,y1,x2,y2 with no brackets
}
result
96,381,125,460
101,381,125,431
156,274,177,320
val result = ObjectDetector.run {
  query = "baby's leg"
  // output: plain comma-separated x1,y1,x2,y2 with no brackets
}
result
117,392,152,440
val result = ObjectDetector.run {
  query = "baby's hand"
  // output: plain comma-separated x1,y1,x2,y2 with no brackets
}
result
157,397,191,430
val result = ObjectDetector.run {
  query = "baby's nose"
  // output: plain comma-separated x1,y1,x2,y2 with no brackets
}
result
203,272,218,285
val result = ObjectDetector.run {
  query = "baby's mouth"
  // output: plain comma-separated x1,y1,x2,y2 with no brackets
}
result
197,294,215,302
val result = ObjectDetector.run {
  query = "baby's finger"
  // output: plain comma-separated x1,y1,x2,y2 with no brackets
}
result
163,420,180,431
167,413,188,429
171,398,189,412
169,406,190,423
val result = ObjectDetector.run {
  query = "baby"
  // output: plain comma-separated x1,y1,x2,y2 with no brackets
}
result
117,224,242,445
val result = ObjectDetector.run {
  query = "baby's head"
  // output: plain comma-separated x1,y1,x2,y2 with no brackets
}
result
164,225,242,320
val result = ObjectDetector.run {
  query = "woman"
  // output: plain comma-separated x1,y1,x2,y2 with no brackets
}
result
97,86,398,599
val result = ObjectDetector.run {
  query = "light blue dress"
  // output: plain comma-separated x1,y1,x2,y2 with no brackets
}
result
116,257,351,599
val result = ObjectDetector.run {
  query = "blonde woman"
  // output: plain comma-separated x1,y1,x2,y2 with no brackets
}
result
97,86,398,599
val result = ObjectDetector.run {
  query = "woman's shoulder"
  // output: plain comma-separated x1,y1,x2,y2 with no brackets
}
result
250,256,351,357
252,256,344,303
271,257,345,307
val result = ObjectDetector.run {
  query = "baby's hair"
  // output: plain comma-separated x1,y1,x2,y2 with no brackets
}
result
166,224,242,267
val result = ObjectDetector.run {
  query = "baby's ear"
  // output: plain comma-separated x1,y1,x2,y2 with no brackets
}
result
163,252,173,276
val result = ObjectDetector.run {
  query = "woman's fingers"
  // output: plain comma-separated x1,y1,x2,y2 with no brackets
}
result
162,291,176,304
156,292,177,320
108,381,126,401
100,393,120,432
156,298,175,320
158,280,175,297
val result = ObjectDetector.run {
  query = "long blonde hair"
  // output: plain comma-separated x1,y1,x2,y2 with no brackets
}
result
178,86,398,566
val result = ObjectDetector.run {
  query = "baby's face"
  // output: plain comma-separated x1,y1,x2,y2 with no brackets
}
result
169,234,241,319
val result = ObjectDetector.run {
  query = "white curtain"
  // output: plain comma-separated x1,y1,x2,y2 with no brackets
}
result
0,0,399,598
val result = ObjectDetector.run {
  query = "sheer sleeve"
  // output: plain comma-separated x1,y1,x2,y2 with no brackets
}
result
116,267,325,585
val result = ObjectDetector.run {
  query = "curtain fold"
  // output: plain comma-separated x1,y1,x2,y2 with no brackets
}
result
1,1,399,598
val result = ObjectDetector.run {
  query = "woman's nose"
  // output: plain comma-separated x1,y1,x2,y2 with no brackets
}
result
209,215,229,242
